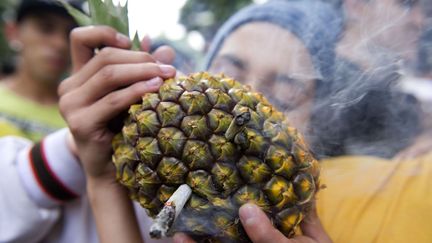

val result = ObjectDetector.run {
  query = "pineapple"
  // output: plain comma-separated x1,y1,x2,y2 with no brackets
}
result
62,1,320,241
112,72,320,242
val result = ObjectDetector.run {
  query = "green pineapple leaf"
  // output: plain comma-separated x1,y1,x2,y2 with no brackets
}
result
59,1,92,26
59,0,131,37
132,32,141,51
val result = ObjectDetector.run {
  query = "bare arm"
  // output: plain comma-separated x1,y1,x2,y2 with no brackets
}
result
87,176,143,243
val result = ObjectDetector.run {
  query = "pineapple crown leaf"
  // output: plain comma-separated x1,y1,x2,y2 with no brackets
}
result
58,0,140,50
132,31,141,51
59,1,91,26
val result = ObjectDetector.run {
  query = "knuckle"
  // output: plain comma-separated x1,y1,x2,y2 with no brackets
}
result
105,92,122,107
67,113,83,135
58,77,74,96
59,94,71,113
130,85,146,97
58,82,68,96
143,63,160,74
58,99,68,118
99,47,116,60
99,65,115,81
140,52,155,63
58,93,77,118
100,26,117,38
69,28,82,41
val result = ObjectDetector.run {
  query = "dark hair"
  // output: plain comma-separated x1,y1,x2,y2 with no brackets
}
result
16,0,83,23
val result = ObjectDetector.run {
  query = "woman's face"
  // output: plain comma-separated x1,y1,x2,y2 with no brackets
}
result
209,22,317,131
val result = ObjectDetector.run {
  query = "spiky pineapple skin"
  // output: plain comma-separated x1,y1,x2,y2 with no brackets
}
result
112,72,320,242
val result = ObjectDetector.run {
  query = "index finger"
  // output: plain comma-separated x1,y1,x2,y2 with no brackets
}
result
70,25,131,72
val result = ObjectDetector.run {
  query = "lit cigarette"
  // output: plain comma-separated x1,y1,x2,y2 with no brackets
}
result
149,184,192,238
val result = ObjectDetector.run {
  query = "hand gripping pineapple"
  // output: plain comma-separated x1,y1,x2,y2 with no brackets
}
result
112,72,320,242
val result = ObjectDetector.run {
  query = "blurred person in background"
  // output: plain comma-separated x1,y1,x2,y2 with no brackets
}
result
0,0,82,141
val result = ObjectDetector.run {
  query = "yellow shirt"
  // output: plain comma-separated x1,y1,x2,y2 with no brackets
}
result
318,152,432,243
0,85,65,141
0,119,26,137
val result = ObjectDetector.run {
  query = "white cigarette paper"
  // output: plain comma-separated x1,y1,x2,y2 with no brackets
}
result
149,184,192,238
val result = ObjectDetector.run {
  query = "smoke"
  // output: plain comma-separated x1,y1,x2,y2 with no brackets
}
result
278,0,426,159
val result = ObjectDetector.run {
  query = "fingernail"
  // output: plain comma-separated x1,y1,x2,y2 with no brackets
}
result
239,203,259,225
116,33,130,46
147,77,163,86
159,65,175,76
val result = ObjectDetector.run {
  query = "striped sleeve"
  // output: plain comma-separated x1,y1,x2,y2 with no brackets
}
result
0,136,60,242
17,128,85,208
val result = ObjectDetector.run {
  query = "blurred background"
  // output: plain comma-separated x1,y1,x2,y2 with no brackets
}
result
0,0,268,75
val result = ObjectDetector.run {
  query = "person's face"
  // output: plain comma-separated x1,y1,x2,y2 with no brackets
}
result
16,12,75,84
209,22,317,131
351,0,424,61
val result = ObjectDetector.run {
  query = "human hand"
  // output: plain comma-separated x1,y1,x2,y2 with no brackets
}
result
63,31,176,161
173,203,331,243
59,26,176,182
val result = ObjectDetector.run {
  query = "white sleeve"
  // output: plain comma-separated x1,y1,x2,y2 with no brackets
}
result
0,136,59,243
17,128,86,208
0,129,86,243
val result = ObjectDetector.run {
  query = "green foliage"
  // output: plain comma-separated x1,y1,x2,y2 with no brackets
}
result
0,0,18,74
60,0,140,50
179,0,252,41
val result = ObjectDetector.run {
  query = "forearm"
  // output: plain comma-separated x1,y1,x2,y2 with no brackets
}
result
87,176,143,243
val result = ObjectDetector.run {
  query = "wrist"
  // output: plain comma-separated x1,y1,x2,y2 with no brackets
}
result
87,176,126,202
86,171,120,191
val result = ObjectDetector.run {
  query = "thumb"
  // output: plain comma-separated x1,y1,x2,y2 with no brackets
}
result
239,203,287,243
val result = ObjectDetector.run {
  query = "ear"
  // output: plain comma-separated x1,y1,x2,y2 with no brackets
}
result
4,21,23,51
4,21,19,43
